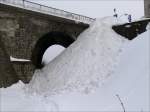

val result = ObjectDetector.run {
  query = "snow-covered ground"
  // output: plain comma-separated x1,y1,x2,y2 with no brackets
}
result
0,0,94,24
0,17,149,112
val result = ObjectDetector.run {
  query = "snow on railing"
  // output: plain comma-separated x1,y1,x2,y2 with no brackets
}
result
0,0,95,24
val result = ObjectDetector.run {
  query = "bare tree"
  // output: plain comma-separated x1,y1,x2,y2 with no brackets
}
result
116,94,126,112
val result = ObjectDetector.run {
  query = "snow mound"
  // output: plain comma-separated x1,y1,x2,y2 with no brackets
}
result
0,81,58,111
27,17,129,95
147,22,150,30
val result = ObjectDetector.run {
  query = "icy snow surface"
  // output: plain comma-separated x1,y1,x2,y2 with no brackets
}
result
0,17,149,111
0,81,59,111
27,17,128,95
10,56,30,62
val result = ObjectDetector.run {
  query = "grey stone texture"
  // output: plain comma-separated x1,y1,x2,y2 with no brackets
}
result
0,34,18,88
144,0,150,17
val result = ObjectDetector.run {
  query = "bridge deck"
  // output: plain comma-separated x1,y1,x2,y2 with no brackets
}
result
0,0,95,24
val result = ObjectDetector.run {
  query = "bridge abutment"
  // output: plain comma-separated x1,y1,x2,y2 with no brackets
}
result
0,3,88,87
144,0,150,17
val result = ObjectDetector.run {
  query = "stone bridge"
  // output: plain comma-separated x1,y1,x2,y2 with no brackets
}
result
0,0,149,87
0,0,94,87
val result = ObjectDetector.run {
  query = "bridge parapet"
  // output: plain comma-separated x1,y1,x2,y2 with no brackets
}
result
0,0,95,24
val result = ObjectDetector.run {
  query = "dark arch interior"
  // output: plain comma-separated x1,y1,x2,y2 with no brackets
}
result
31,31,75,69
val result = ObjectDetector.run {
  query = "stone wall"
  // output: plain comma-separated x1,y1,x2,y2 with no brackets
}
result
0,34,18,87
144,0,150,17
0,3,88,87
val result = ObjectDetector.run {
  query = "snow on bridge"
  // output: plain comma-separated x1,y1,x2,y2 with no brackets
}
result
0,0,95,24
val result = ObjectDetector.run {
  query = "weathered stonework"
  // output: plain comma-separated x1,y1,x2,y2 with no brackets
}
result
0,3,88,87
144,0,150,17
0,33,18,87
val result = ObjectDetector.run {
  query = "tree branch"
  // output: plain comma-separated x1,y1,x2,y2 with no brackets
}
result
116,94,126,112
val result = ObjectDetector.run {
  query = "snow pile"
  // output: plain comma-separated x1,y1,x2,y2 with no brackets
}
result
27,17,128,95
0,81,58,111
1,18,149,112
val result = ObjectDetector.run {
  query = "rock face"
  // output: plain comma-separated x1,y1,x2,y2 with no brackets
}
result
0,35,18,88
0,3,88,87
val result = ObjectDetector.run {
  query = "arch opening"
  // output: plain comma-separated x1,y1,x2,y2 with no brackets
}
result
31,31,75,69
42,45,65,65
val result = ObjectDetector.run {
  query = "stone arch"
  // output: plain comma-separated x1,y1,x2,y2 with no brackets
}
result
31,31,75,69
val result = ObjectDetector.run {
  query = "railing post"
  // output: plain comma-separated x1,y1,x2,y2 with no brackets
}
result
40,4,41,10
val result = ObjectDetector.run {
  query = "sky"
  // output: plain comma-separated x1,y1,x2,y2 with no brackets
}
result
28,0,144,20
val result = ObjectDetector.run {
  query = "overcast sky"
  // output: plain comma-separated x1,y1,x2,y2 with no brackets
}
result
28,0,144,20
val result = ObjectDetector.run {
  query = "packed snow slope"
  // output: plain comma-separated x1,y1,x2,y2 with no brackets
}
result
27,17,128,95
0,17,149,111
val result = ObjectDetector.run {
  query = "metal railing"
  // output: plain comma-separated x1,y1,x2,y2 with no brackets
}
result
0,0,95,24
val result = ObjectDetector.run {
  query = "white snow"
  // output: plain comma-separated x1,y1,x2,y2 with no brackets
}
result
0,81,58,111
147,22,150,30
0,17,149,112
10,56,30,62
27,17,128,95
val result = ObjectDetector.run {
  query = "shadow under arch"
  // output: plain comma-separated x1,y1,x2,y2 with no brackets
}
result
31,31,75,69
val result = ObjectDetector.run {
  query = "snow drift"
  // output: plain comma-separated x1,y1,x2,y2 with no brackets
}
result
0,81,59,111
27,17,128,95
0,17,149,112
